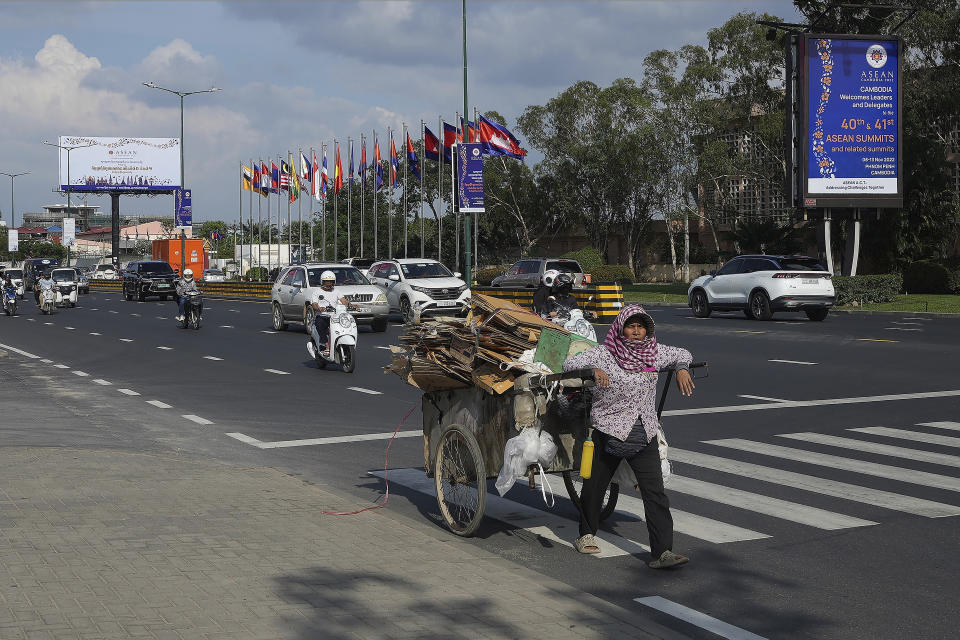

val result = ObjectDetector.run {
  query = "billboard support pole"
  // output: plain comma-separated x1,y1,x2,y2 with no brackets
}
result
818,209,834,274
111,194,120,271
843,209,861,276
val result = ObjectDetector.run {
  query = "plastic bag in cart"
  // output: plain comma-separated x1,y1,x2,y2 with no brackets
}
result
495,429,557,497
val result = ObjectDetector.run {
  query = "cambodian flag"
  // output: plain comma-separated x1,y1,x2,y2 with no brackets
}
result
389,134,399,187
321,149,328,198
423,126,444,162
374,139,383,191
271,163,280,192
477,115,527,160
360,142,367,182
406,133,421,180
459,117,477,143
442,122,458,152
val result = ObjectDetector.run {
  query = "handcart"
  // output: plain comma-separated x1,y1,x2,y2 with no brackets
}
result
422,361,707,536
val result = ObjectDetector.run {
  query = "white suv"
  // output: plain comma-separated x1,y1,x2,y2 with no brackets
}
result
271,263,390,332
687,255,835,321
367,259,471,322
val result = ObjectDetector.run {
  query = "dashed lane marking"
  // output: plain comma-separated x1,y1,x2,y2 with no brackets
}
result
156,346,173,350
44,322,54,325
93,379,111,386
348,387,383,395
203,356,223,361
26,318,35,322
72,371,89,377
857,338,899,343
769,359,817,365
903,317,932,321
374,346,393,351
892,321,922,325
130,313,141,317
885,327,921,331
89,332,101,336
156,316,168,320
260,330,278,334
183,414,213,425
634,597,768,640
65,326,75,330
108,310,118,314
0,342,40,359
119,338,134,342
263,368,290,375
738,395,790,403
53,364,69,369
258,312,270,315
219,325,234,328
733,330,766,334
118,389,140,396
40,358,53,363
145,400,172,409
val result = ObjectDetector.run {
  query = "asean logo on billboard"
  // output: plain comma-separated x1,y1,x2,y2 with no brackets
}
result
866,44,888,69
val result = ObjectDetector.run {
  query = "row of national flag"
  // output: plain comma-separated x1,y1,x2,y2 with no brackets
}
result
240,114,527,201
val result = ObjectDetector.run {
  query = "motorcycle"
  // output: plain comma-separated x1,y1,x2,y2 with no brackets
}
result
3,288,17,316
39,287,55,314
179,291,203,330
307,302,358,373
545,295,598,342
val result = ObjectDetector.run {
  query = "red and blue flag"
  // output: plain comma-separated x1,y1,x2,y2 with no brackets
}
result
478,115,527,160
406,133,421,180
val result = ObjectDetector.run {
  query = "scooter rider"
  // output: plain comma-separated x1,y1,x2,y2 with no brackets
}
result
306,271,353,357
175,268,199,322
2,274,15,299
35,271,55,305
534,269,594,319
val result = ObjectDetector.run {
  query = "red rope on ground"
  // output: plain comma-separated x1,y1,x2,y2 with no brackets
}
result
321,404,418,516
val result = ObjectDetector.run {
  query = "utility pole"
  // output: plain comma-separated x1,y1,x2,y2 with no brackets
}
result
0,171,30,229
42,140,93,266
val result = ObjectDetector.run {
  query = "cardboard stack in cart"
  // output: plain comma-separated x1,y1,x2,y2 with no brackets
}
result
385,293,573,394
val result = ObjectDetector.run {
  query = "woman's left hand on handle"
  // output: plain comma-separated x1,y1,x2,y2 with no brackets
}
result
676,369,695,396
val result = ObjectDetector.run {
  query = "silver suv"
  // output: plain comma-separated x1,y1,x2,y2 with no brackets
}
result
271,263,389,332
491,257,585,288
367,258,470,322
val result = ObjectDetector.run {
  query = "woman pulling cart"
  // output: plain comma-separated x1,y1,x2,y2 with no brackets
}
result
563,304,695,569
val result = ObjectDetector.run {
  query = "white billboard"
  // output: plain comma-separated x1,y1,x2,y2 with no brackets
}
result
62,218,76,247
58,136,181,192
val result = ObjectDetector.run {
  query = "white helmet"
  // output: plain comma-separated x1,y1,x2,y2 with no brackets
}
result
541,269,560,288
183,268,194,278
320,270,336,282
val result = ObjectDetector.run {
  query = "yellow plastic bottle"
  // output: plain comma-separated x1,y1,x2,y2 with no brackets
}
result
580,433,594,480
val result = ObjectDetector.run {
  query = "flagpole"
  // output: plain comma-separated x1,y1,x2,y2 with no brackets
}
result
462,0,472,285
402,122,408,258
309,147,315,262
267,162,272,276
250,158,257,273
347,136,353,258
277,154,282,269
454,113,460,273
237,161,242,276
360,134,365,258
257,159,262,272
438,116,443,263
296,147,301,261
373,129,378,260
334,139,339,263
420,120,425,258
387,126,393,260
321,143,326,261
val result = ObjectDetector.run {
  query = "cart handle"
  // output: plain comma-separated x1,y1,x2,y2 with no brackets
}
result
656,361,707,418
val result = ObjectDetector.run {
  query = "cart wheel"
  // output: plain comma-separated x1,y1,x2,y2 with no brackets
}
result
562,471,620,522
434,424,486,537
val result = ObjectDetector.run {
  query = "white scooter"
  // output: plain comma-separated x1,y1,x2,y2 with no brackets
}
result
545,296,598,342
39,286,55,314
307,302,358,373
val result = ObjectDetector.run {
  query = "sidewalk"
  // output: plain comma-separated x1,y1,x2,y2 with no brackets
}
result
0,356,682,639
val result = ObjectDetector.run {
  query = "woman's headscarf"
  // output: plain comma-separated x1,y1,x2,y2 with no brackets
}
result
603,304,658,372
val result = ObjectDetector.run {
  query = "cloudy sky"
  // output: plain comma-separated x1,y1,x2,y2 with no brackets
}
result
0,0,799,226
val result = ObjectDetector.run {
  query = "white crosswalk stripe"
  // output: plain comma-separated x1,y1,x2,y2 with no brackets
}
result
848,427,960,449
779,432,960,468
919,421,960,432
669,448,960,517
704,439,960,493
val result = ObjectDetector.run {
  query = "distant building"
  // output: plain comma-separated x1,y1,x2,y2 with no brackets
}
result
21,204,177,233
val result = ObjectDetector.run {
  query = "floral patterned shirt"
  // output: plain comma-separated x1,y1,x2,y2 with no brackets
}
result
563,343,692,442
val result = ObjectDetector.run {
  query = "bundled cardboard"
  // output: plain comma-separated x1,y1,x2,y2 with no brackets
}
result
385,293,569,394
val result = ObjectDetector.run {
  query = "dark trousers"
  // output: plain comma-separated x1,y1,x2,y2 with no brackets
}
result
313,314,330,348
578,430,674,558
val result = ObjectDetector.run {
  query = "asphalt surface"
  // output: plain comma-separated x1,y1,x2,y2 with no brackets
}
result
2,291,959,639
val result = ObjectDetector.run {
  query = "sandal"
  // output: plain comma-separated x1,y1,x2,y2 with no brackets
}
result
575,534,601,554
648,550,688,569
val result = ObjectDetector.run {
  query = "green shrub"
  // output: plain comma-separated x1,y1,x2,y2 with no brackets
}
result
948,268,960,294
903,261,951,294
562,246,604,273
590,264,635,284
476,264,510,286
246,266,269,282
833,273,902,305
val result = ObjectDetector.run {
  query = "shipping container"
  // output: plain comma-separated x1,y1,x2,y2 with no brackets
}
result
152,239,208,276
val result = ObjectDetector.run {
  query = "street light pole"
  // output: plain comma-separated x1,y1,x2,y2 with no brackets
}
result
42,140,93,266
142,81,221,276
0,171,30,229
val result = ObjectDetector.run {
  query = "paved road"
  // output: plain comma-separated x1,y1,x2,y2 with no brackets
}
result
2,292,959,639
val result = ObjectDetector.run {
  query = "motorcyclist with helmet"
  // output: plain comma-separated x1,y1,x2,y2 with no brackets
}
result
306,270,353,358
175,268,199,322
534,269,595,319
35,271,55,306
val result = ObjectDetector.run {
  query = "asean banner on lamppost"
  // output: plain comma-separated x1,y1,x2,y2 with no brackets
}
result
7,229,17,253
458,143,485,213
802,35,902,209
62,218,75,247
58,136,182,193
175,189,192,229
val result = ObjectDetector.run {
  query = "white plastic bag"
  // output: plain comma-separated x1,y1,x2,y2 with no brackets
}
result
537,430,557,467
657,428,671,484
495,429,540,496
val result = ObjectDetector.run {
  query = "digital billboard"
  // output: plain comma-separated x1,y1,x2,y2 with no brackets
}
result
802,34,902,209
58,136,181,193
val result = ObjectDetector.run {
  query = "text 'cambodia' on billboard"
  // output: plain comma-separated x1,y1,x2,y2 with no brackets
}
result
59,136,181,192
